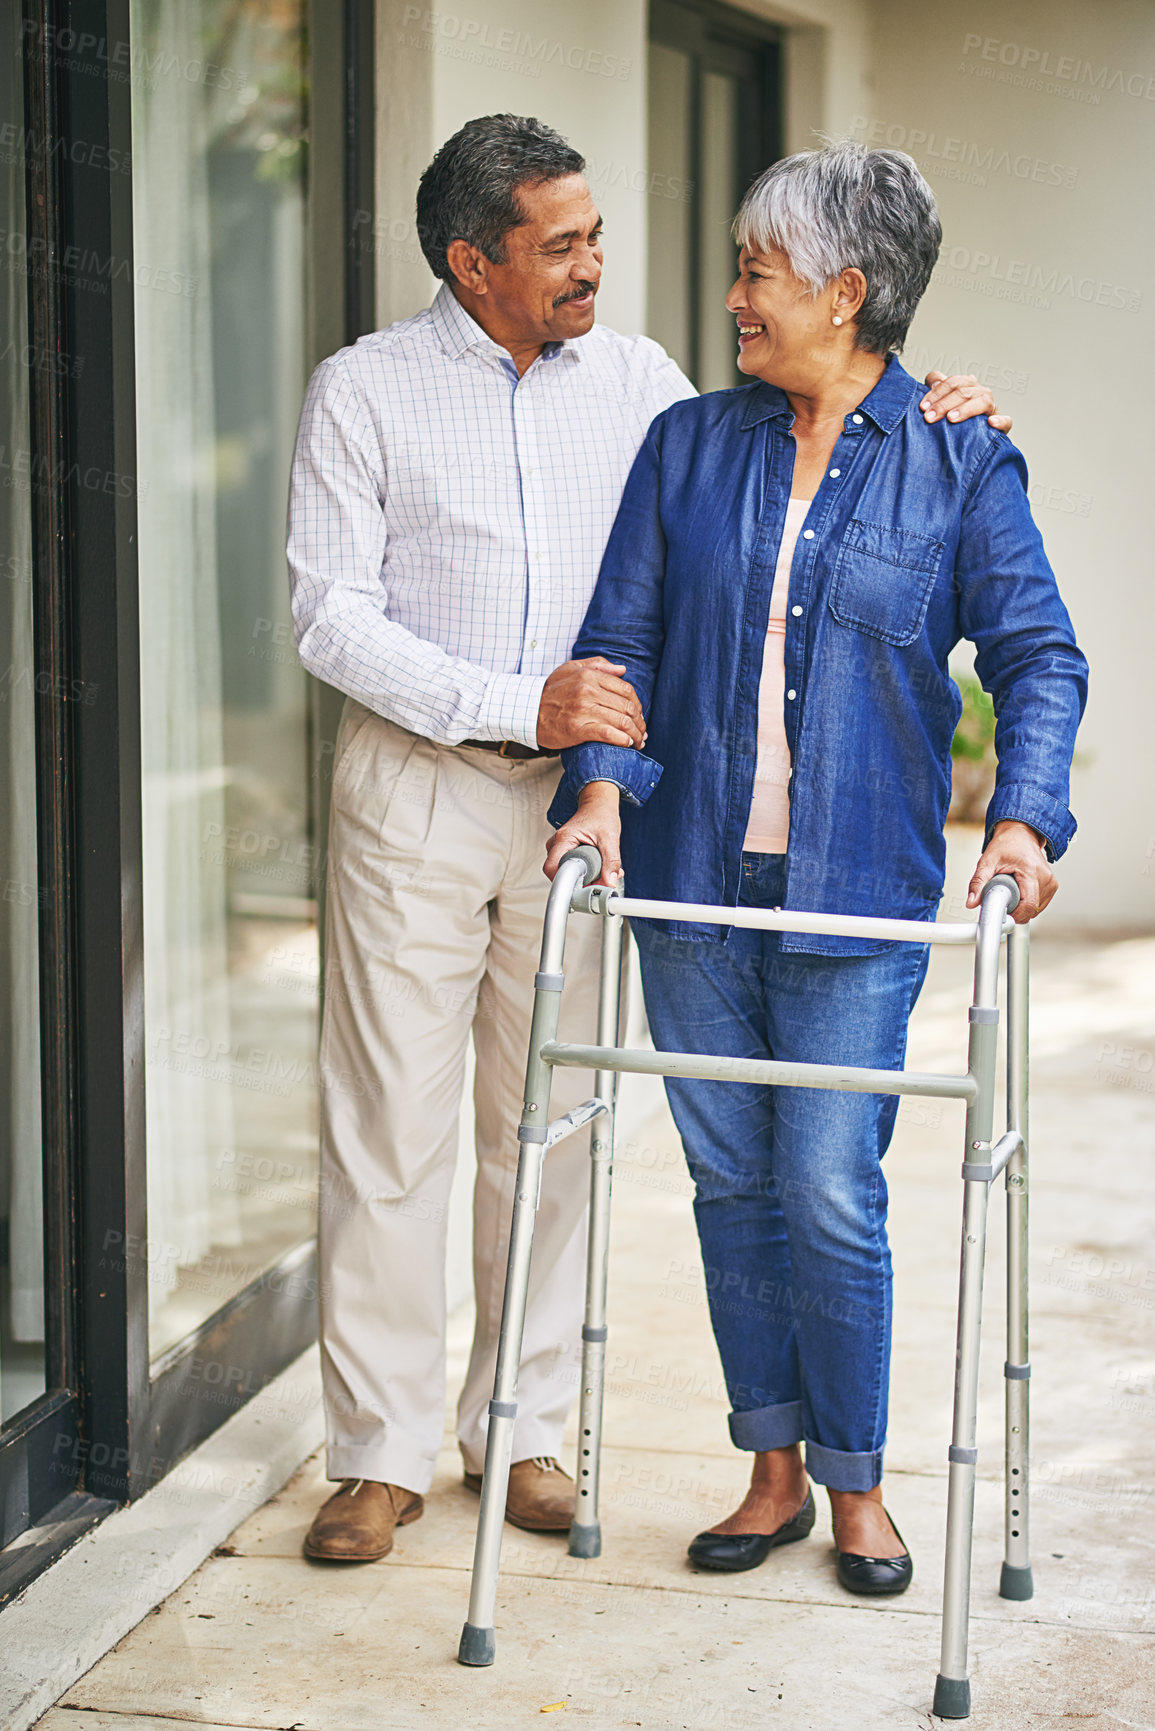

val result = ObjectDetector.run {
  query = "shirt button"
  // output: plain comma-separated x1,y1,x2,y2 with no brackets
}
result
852,413,864,424
791,605,803,617
802,529,814,539
829,467,841,477
530,639,538,648
787,689,797,701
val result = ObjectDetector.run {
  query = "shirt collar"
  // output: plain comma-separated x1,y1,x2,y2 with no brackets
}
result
430,281,581,370
739,353,919,434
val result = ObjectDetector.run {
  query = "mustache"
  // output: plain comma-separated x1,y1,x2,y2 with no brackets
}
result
553,281,597,308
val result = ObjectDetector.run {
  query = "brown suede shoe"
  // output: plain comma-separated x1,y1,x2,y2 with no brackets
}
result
463,1456,574,1532
303,1479,424,1561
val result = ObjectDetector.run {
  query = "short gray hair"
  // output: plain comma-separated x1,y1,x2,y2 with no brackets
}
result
733,140,942,354
417,114,585,283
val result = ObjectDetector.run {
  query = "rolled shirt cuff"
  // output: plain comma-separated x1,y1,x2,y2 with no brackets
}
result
473,671,548,749
984,782,1076,861
548,743,663,827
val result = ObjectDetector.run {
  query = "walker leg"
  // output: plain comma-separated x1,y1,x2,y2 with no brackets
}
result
570,912,624,1559
1001,924,1033,1601
459,862,588,1667
935,887,1011,1719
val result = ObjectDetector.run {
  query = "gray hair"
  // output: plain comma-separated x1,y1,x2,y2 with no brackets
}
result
416,114,585,283
733,140,942,354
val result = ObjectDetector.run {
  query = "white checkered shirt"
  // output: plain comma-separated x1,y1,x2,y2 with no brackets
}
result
287,283,695,746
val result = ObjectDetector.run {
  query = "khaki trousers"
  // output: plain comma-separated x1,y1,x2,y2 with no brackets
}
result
318,701,599,1494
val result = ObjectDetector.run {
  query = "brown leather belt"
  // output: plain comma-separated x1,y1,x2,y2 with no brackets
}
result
461,739,559,761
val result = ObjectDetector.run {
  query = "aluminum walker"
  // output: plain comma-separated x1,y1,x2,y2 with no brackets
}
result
458,847,1033,1721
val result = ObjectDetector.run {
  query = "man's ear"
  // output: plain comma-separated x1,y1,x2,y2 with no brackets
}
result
446,238,489,296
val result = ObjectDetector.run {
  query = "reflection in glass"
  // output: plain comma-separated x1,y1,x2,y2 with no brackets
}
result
0,10,47,1424
131,0,317,1357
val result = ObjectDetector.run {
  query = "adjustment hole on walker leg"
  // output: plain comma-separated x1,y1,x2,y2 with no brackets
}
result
1012,1468,1020,1476
1012,1529,1020,1538
583,1429,591,1437
583,1449,590,1456
581,1489,589,1497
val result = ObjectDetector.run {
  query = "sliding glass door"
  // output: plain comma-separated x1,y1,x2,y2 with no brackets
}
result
129,0,318,1366
0,0,367,1594
0,5,46,1440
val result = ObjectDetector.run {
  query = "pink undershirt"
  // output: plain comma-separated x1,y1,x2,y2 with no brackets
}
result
744,497,812,854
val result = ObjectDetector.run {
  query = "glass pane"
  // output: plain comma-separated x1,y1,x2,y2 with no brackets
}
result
646,43,693,375
0,10,47,1424
130,0,317,1359
698,70,740,393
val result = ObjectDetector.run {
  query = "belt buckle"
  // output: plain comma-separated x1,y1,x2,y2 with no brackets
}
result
498,740,512,759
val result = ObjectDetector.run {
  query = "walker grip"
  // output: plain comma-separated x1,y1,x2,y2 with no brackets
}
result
560,845,602,886
985,872,1020,914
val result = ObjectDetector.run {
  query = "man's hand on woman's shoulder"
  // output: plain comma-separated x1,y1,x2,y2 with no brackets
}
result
920,371,1012,434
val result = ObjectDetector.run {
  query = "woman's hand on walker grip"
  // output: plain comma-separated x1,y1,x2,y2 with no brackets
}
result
967,819,1055,922
545,782,623,887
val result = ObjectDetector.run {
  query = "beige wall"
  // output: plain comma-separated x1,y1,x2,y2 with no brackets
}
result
863,0,1154,929
374,0,649,335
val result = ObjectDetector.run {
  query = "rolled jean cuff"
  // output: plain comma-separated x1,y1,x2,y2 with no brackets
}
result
804,1439,885,1493
728,1400,803,1452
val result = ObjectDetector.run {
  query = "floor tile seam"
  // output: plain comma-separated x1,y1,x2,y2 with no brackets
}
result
53,1712,276,1731
77,1550,1154,1640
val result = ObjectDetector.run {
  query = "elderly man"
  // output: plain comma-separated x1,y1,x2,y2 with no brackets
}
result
287,112,1008,1563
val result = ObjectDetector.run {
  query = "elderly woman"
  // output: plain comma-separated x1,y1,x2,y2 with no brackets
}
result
545,142,1087,1594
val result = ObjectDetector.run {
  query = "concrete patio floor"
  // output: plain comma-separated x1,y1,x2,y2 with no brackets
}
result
32,919,1155,1731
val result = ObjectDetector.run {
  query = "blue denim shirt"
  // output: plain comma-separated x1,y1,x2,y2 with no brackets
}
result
549,357,1088,953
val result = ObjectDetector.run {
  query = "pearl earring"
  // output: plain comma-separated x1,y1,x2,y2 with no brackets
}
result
832,315,843,326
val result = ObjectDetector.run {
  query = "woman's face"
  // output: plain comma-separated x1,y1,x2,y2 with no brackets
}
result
725,244,834,384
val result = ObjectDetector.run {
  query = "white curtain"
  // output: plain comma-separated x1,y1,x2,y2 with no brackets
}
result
131,0,242,1344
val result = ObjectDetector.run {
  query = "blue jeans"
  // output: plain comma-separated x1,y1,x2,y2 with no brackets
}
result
632,853,929,1492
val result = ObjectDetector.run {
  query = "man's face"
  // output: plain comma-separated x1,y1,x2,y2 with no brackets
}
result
482,174,603,345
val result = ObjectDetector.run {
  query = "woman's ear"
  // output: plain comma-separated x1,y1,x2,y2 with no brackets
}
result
832,266,868,324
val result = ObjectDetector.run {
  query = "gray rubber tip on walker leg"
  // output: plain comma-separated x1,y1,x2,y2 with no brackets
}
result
1000,1561,1035,1601
932,1674,971,1719
458,1623,496,1667
568,1520,602,1558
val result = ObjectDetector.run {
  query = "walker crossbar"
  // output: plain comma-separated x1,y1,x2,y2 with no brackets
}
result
458,846,1032,1722
541,1041,978,1101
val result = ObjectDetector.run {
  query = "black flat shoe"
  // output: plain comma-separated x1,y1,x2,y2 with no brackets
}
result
835,1509,912,1596
688,1488,816,1573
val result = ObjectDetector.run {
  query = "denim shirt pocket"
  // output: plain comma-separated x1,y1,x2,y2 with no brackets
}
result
829,518,945,647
